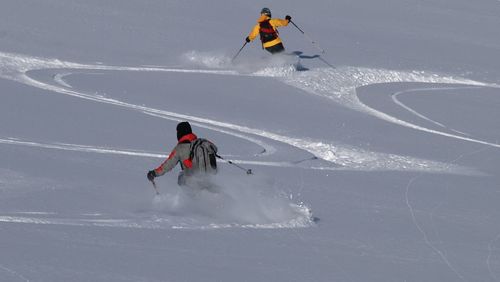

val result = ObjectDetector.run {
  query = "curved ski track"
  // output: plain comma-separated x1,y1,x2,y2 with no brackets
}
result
391,86,478,136
1,51,498,175
2,51,500,231
0,211,313,230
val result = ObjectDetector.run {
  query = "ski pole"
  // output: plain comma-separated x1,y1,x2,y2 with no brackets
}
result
150,179,160,195
289,20,325,54
231,42,247,62
216,154,252,175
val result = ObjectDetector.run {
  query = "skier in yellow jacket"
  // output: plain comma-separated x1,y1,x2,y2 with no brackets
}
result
245,8,292,54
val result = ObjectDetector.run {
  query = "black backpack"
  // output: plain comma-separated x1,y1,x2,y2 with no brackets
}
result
259,19,278,43
189,138,218,174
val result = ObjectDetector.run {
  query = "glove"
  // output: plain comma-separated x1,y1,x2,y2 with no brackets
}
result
285,15,292,21
147,170,156,181
245,36,251,43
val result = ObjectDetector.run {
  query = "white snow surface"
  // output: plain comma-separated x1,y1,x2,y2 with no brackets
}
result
1,1,500,281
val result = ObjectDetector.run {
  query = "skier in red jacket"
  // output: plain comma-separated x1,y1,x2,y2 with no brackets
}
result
147,122,217,186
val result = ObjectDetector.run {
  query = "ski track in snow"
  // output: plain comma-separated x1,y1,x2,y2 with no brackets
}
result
404,176,468,282
276,65,500,150
1,51,494,175
0,263,30,282
404,147,491,282
391,86,478,136
0,136,329,171
0,137,166,158
1,51,499,230
0,207,314,230
52,72,73,88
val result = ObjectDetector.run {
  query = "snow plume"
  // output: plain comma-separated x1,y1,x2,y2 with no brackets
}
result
181,50,231,69
181,50,301,75
280,67,492,111
237,53,301,75
252,64,298,77
151,171,314,229
279,67,500,150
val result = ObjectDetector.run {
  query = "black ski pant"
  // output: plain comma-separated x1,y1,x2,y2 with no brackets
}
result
265,43,285,54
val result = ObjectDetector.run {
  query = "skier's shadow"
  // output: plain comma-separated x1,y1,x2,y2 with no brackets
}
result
291,51,336,69
291,51,319,59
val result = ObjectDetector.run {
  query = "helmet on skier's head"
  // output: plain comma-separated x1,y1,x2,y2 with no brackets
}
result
261,7,271,17
176,121,192,141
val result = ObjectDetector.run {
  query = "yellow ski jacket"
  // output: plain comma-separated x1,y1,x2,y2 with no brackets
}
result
248,15,289,48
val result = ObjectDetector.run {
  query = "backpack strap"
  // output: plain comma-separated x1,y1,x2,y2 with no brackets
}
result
189,139,203,161
180,139,199,169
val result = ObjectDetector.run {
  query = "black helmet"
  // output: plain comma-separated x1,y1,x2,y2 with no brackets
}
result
261,7,271,17
176,121,192,141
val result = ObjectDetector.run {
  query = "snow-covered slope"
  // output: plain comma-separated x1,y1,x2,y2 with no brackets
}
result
1,1,499,281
